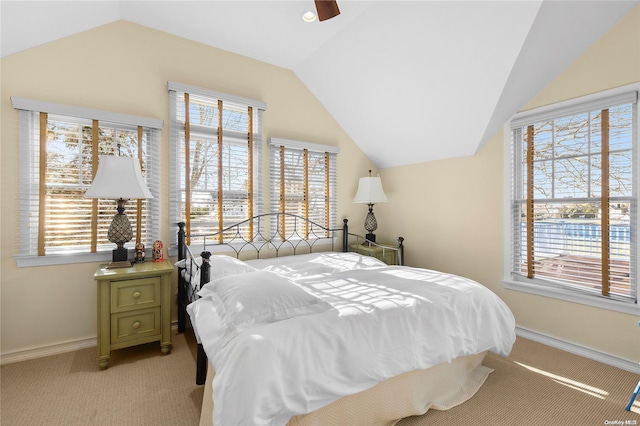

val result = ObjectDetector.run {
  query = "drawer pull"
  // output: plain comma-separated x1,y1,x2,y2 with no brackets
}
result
132,291,141,299
132,321,141,329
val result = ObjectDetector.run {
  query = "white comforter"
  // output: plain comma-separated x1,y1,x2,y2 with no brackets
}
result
188,252,515,426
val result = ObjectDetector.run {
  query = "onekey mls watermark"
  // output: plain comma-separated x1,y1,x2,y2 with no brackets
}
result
604,421,637,425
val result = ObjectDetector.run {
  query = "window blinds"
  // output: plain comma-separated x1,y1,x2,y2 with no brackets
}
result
268,137,339,239
168,82,265,245
13,98,162,260
510,89,637,302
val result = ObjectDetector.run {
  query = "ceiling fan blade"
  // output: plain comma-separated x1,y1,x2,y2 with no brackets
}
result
314,0,340,21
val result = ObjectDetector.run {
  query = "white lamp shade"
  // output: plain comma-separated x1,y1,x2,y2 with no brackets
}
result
353,176,388,204
84,156,154,200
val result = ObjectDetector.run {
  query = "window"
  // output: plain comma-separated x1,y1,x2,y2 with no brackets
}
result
506,86,638,311
169,82,266,245
12,98,162,267
268,137,339,239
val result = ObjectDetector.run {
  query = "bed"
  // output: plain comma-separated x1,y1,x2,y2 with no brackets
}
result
176,213,516,426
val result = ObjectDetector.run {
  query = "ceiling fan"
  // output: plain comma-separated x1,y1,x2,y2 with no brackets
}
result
314,0,340,21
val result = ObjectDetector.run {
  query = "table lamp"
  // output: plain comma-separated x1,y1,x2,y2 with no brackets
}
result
84,155,154,268
353,170,388,243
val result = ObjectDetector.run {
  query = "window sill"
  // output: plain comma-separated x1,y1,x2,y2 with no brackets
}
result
15,251,124,268
503,278,639,316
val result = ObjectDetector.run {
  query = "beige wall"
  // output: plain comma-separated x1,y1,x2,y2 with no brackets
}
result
376,5,640,363
0,21,375,356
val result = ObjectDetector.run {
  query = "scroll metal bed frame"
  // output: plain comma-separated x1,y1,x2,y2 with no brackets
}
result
176,212,404,384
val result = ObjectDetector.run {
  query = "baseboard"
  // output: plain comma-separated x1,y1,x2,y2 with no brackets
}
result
0,337,97,365
0,323,182,366
516,326,640,374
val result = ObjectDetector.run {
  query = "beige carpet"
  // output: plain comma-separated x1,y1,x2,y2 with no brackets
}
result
1,329,203,426
399,337,640,426
1,331,639,426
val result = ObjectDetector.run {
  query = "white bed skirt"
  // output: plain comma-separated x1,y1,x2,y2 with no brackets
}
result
199,351,491,426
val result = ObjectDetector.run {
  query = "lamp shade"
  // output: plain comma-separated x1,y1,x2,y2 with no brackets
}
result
84,156,153,200
353,176,388,204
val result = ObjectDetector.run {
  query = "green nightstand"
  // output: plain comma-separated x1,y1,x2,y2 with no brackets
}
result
350,242,399,265
94,260,173,369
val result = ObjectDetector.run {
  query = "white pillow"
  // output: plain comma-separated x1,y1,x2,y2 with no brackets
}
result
248,252,387,276
177,255,255,285
209,255,256,280
198,270,332,333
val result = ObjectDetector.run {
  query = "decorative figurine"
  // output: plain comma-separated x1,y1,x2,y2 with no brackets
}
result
152,240,164,263
134,242,145,263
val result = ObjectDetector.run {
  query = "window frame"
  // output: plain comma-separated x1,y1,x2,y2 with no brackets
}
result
503,84,640,315
268,137,339,241
11,97,163,267
168,82,267,249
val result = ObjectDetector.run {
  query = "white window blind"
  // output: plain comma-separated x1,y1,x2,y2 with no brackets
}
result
13,98,162,265
268,137,339,239
508,87,638,303
168,82,266,245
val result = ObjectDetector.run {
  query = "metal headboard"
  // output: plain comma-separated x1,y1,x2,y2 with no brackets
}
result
177,213,348,261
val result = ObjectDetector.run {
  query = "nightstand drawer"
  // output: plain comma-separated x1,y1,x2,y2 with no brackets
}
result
111,307,161,344
111,277,160,313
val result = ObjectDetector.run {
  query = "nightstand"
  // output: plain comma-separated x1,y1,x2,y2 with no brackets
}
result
350,242,399,265
94,260,173,369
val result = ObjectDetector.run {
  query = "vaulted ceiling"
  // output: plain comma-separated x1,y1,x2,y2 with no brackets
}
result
2,1,638,168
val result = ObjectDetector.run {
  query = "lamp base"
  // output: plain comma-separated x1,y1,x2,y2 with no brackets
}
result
363,206,378,244
106,248,131,268
113,247,128,262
